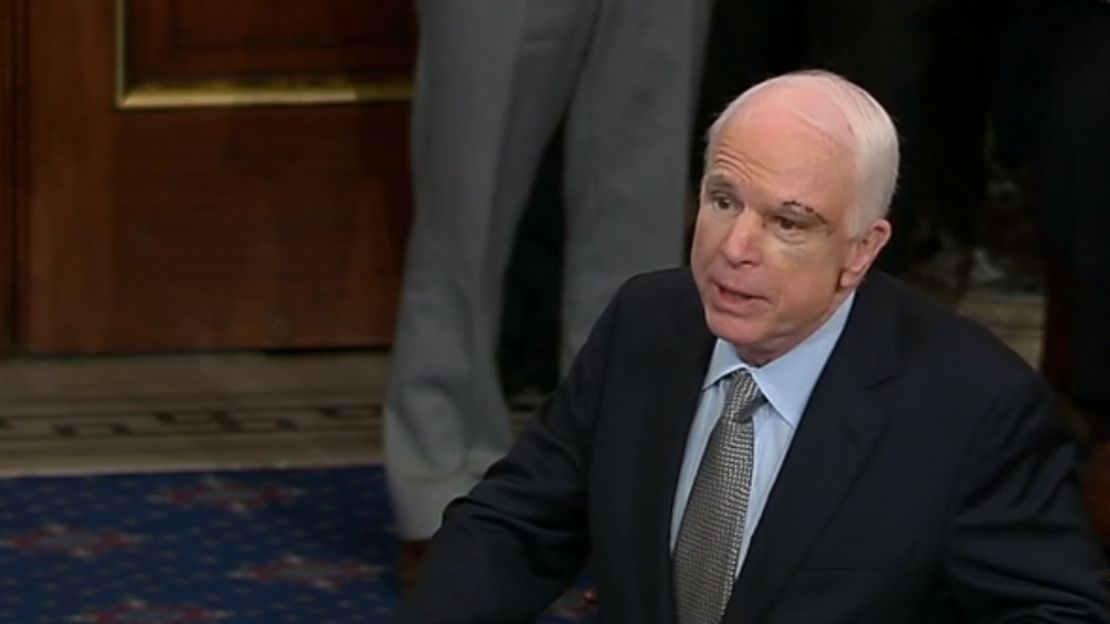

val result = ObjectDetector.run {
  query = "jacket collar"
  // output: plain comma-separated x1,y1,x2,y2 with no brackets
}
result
722,271,901,622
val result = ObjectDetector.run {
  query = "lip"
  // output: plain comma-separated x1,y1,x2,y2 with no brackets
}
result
710,282,766,313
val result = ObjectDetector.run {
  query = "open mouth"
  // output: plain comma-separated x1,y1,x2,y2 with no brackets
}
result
711,284,767,315
716,283,760,303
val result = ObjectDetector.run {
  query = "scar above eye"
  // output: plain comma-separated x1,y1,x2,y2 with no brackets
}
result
780,200,828,225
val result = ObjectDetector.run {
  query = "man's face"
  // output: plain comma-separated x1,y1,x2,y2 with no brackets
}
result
690,92,890,365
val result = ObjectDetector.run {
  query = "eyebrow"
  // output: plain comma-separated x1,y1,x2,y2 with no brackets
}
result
702,177,833,231
702,173,737,193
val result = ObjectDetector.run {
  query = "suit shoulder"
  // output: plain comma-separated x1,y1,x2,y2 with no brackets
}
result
611,267,702,323
877,274,1039,385
617,267,697,298
611,267,699,313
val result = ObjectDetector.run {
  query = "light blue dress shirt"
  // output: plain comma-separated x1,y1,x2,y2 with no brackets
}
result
670,292,856,578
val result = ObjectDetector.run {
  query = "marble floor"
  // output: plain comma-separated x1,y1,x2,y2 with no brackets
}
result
0,350,387,476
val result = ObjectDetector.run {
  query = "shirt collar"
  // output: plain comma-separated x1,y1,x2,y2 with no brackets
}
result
701,292,856,428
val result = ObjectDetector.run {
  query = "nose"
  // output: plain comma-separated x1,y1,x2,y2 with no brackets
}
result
720,209,763,266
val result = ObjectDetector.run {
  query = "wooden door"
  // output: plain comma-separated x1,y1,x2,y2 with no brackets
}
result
7,0,414,353
0,0,14,352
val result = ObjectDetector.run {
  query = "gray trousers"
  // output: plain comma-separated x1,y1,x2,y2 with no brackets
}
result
385,0,713,539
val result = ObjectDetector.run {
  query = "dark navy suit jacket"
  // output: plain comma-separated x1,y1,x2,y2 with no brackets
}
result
397,269,1110,623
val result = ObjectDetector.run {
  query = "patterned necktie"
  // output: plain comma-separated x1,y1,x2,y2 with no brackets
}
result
674,370,765,624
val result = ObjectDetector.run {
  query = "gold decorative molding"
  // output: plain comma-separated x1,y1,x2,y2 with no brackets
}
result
114,0,413,110
116,78,413,110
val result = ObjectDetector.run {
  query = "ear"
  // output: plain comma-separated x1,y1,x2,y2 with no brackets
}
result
839,218,891,290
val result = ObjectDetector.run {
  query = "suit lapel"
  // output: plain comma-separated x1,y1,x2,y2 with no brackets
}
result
634,274,716,624
722,274,901,623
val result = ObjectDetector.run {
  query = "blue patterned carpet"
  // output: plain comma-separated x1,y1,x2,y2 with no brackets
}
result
0,466,597,624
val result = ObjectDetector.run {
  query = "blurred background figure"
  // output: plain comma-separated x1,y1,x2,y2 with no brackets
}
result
497,135,566,406
993,0,1110,434
992,0,1110,540
385,0,715,584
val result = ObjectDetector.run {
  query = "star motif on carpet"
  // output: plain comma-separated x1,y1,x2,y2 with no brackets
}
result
231,554,382,590
70,599,230,623
1,524,141,558
149,477,303,513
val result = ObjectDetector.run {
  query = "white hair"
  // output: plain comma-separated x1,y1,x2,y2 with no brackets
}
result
704,70,899,236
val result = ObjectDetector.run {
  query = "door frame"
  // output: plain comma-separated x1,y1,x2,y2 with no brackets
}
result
0,0,16,352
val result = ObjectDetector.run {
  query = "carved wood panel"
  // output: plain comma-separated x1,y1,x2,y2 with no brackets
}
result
119,0,416,108
126,0,415,80
17,0,414,353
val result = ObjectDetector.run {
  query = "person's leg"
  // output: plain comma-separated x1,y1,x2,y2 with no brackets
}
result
803,0,991,277
498,134,565,403
691,0,799,187
994,0,1110,421
559,0,715,370
1032,4,1110,427
386,0,597,540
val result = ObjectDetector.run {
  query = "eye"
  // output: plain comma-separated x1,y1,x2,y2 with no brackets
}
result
774,216,801,231
709,193,736,212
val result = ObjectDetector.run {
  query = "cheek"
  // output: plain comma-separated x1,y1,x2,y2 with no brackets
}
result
764,239,821,276
689,233,708,282
766,242,845,297
772,233,847,268
689,227,708,263
690,217,724,265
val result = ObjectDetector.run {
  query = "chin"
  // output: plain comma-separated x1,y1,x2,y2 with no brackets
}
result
704,311,767,351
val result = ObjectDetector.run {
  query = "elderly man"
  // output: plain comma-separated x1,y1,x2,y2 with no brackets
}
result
395,71,1110,623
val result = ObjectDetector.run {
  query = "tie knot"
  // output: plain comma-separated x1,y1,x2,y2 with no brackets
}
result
724,371,763,423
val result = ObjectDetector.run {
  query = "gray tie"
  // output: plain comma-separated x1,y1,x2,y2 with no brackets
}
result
674,370,765,624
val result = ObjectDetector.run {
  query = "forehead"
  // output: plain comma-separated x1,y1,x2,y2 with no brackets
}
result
707,91,856,210
714,88,851,166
